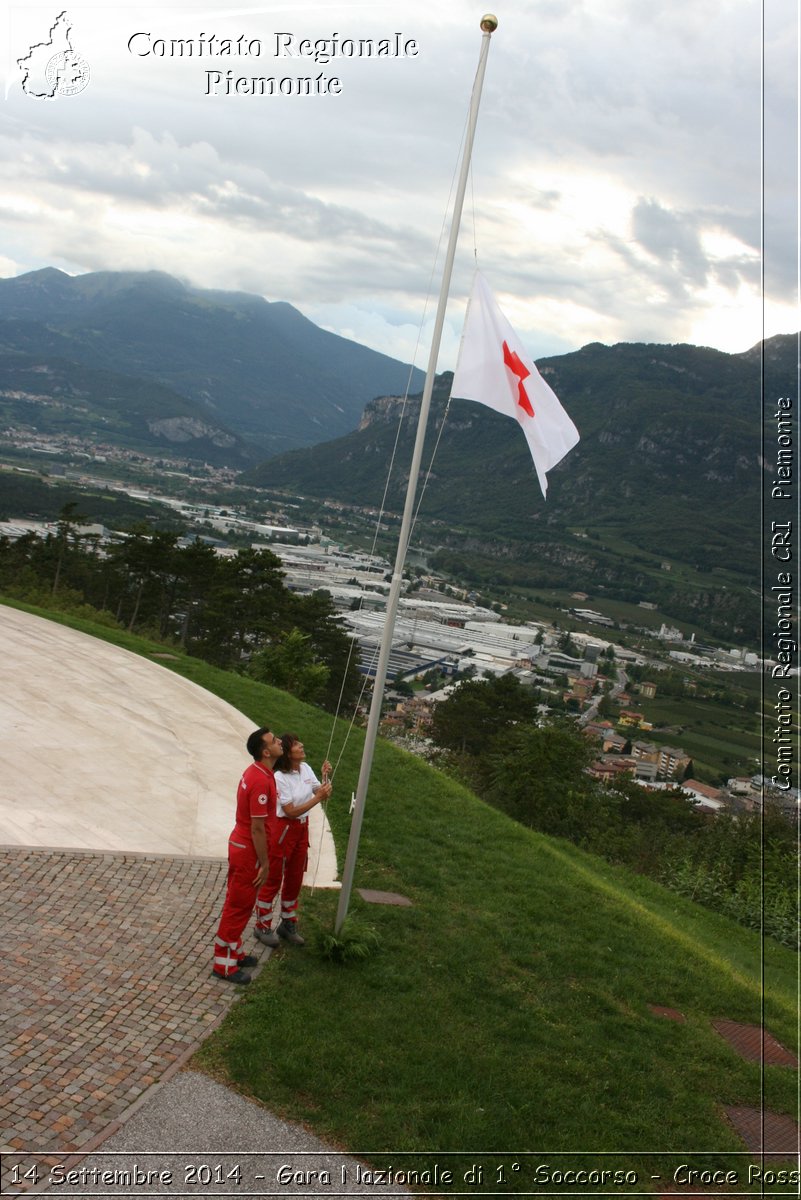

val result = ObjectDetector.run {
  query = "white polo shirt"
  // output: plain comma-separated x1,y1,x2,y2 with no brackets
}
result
274,762,321,823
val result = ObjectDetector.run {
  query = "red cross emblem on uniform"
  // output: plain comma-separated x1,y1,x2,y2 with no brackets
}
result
503,340,534,418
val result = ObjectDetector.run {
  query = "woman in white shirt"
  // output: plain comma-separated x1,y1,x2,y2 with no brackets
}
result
254,733,332,946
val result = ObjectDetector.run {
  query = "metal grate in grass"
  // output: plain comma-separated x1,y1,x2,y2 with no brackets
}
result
724,1105,800,1156
357,889,413,906
713,1020,798,1067
648,1004,686,1022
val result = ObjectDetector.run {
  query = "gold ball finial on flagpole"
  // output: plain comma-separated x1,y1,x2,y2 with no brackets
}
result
480,13,498,32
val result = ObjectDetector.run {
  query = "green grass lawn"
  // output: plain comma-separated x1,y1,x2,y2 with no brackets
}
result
504,586,722,645
5,599,798,1193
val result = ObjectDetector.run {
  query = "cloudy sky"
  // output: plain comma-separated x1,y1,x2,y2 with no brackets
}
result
2,0,797,369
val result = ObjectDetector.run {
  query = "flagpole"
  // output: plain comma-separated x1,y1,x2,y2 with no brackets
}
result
335,14,498,934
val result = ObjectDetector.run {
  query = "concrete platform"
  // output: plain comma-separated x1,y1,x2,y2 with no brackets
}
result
0,604,345,1163
0,605,337,886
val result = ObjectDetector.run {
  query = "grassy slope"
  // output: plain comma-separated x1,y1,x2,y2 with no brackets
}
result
6,599,797,1185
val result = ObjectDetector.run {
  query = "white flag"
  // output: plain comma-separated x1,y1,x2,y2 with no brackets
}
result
450,271,579,498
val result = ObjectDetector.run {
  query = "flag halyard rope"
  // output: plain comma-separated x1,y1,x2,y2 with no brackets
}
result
308,85,482,894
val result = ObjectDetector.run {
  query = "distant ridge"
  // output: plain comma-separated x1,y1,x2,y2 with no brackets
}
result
245,333,799,643
0,268,425,454
1,265,796,641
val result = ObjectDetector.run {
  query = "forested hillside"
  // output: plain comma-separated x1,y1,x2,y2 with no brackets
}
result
248,334,798,642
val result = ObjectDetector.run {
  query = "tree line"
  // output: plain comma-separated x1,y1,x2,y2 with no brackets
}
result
428,675,797,949
0,504,361,712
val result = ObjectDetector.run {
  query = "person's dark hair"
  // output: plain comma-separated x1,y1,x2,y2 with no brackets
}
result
275,732,300,773
246,726,271,761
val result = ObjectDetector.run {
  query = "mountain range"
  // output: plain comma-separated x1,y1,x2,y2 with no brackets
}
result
248,333,798,643
1,266,795,642
0,268,424,458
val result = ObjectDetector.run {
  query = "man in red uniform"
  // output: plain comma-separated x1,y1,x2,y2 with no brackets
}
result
212,725,283,984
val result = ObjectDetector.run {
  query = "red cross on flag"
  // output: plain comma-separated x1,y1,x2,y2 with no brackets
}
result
450,271,579,498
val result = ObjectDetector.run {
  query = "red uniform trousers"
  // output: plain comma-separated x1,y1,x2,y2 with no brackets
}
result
255,818,308,929
213,839,259,977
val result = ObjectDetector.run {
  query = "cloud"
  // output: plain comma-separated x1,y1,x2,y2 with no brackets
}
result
631,198,710,288
0,0,796,364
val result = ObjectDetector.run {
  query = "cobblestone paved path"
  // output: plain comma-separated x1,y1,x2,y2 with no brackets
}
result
1,847,261,1154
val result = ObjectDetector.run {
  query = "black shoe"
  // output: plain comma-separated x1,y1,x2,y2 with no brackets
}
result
254,926,280,947
214,968,251,985
238,955,259,969
277,920,305,946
